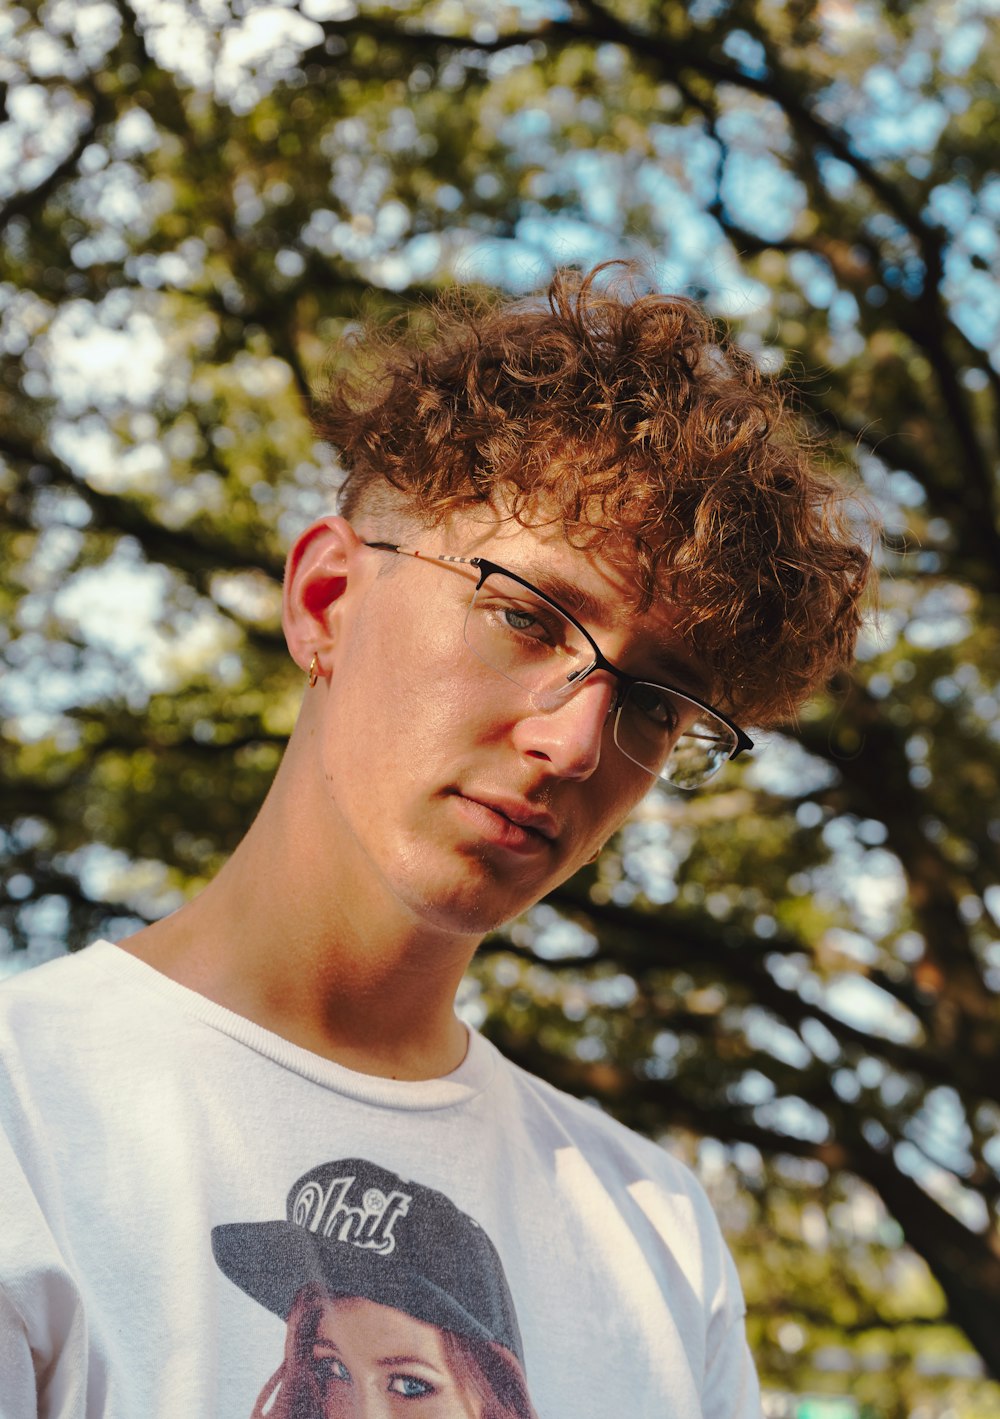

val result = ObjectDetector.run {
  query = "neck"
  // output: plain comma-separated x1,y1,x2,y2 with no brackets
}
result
120,730,479,1081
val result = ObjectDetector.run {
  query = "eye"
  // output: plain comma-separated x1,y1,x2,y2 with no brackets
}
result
502,606,545,636
387,1374,436,1398
490,599,564,646
312,1354,351,1386
629,683,679,729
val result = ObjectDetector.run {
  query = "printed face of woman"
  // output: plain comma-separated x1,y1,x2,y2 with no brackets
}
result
309,1297,484,1418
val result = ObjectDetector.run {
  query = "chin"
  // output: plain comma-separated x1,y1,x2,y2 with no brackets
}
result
406,888,522,939
396,862,544,939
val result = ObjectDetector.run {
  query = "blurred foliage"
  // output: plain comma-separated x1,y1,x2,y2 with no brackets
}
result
1,0,999,1410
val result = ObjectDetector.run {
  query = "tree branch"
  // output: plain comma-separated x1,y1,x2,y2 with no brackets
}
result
0,435,285,579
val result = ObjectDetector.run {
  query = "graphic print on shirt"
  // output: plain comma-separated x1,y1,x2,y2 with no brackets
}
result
212,1157,539,1418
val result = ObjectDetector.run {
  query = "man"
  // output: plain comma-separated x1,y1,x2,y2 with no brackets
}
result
0,265,870,1417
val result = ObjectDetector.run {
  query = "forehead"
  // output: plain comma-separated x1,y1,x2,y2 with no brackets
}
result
441,506,641,616
316,1295,446,1354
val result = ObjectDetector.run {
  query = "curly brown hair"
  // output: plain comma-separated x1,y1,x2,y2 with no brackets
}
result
313,263,873,725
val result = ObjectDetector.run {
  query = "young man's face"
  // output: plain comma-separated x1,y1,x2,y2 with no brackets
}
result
307,507,709,940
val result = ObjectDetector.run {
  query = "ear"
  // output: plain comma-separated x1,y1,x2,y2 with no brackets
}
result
282,516,366,676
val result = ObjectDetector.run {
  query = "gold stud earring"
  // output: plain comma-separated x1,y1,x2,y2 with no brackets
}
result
307,654,320,688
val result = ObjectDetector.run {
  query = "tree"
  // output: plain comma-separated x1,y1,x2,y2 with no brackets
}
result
2,0,998,1403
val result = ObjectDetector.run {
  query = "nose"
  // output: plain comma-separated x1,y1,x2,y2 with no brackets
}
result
512,673,616,780
350,1387,391,1419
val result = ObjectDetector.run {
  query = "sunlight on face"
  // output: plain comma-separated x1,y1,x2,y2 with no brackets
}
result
310,505,703,941
310,1297,483,1418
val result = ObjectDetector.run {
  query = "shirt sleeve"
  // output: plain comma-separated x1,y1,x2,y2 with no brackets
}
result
702,1301,763,1419
0,1124,88,1419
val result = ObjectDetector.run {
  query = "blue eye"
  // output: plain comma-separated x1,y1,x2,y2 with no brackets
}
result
502,607,542,634
495,602,563,645
313,1354,351,1385
387,1374,435,1397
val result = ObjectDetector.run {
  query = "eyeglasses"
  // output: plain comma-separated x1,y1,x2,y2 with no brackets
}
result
363,541,753,789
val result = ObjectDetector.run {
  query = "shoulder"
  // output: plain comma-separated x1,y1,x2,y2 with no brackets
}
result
0,943,100,1015
489,1042,722,1219
485,1042,745,1314
1,940,115,1009
0,941,144,1071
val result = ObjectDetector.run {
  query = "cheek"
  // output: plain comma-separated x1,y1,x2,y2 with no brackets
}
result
378,607,511,744
592,760,654,836
323,604,489,769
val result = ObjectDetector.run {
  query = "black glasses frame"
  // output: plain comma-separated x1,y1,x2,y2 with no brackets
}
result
363,540,754,765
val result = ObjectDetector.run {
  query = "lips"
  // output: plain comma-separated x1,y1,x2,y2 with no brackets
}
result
451,791,559,847
467,794,558,840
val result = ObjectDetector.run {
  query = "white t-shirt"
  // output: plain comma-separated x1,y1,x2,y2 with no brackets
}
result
0,941,761,1418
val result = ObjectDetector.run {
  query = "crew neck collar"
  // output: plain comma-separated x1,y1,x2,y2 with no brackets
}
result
88,940,497,1112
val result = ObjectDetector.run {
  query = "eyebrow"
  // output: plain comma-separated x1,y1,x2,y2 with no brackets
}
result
516,564,712,698
376,1354,444,1372
643,649,712,698
524,566,605,622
